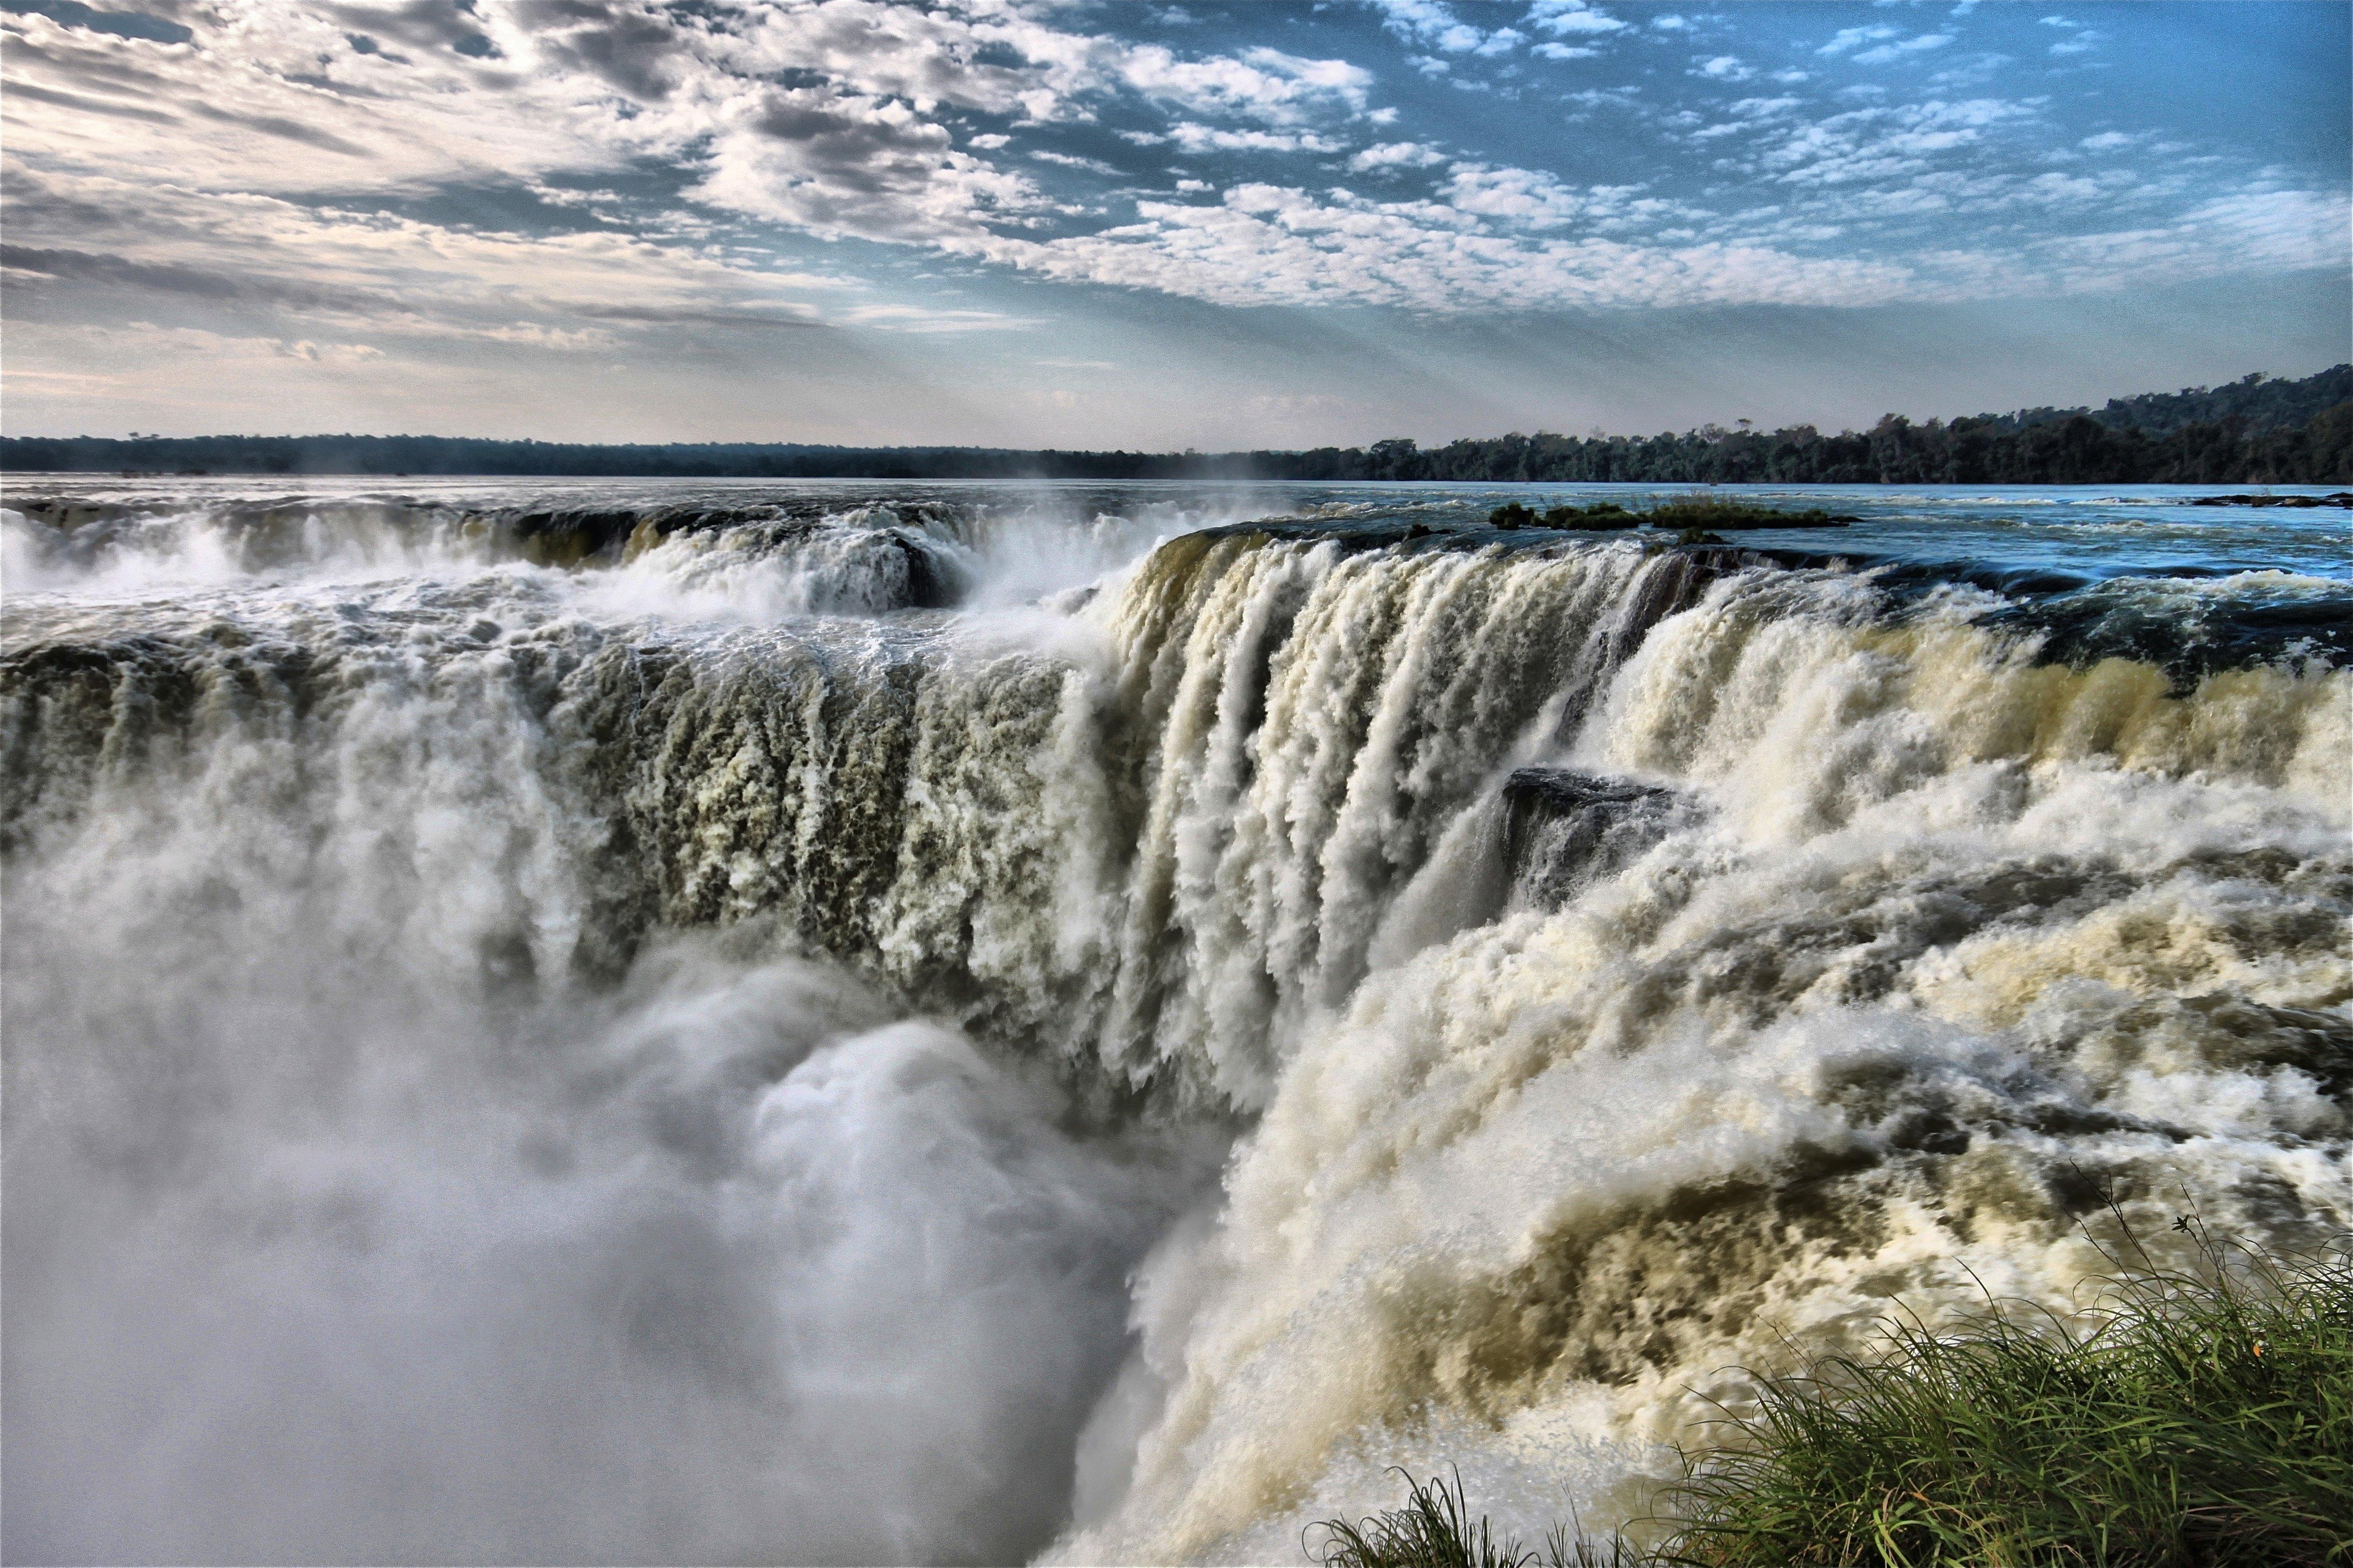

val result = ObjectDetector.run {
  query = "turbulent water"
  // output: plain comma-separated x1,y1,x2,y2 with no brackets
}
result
4,476,2347,1565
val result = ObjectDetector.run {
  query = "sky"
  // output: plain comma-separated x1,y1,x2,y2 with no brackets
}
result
2,0,2346,447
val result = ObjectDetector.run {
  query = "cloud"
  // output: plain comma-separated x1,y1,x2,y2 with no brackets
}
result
691,88,1042,243
1373,0,1612,62
1348,141,1449,171
2,0,1380,260
1740,97,2042,189
962,176,1905,313
2033,187,2350,286
0,0,2339,347
839,303,1040,333
1368,1,1477,52
1525,2,1628,37
1032,149,1120,173
1852,33,1952,65
1818,24,1899,56
1371,0,1526,57
1115,43,1372,122
1,243,394,314
2036,14,2103,55
1926,50,2012,89
1170,123,1342,155
2,167,839,341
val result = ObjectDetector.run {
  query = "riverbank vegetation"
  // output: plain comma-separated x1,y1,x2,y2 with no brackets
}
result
1312,1219,2353,1567
6,369,2345,485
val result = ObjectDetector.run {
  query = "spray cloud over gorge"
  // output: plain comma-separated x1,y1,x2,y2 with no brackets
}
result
2,478,2347,1563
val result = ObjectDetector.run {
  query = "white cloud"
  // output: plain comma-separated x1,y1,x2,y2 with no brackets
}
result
47,321,395,365
840,303,1040,333
1818,24,1899,56
1115,43,1373,122
2034,188,2349,285
1926,51,2013,89
0,0,2337,344
975,180,1916,310
4,0,1385,258
1372,1,1534,58
1526,2,1629,37
1348,141,1450,171
2036,14,2103,55
1371,1,1479,52
1853,33,1953,65
1747,97,2041,189
1169,123,1342,154
1032,149,1120,172
2,165,842,339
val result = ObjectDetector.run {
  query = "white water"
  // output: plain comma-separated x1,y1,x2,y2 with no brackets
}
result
4,481,2346,1563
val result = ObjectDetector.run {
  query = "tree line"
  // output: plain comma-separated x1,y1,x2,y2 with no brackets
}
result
5,366,2345,484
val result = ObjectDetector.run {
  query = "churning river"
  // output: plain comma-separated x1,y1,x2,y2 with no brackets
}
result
4,478,2347,1564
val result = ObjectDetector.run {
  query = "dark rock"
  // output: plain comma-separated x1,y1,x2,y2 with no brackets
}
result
2185,492,2353,508
1500,767,1687,904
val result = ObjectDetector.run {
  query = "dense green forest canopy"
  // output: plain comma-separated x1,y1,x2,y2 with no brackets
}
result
1978,364,2350,434
6,365,2347,484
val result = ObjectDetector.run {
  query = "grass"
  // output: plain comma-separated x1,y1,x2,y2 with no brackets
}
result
1309,1216,2353,1568
1311,1467,1653,1568
1487,497,1852,532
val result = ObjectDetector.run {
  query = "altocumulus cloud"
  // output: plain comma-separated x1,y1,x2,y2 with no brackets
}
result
0,0,2344,358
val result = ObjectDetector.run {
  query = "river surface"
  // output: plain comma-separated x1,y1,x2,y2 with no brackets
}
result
4,477,2347,1564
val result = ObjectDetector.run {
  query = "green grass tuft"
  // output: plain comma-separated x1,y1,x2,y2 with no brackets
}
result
1310,1219,2353,1568
1310,1469,1645,1568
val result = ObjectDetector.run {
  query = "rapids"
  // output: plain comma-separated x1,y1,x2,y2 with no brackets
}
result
3,477,2346,1564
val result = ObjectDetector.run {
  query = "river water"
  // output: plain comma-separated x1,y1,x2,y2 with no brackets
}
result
4,478,2347,1563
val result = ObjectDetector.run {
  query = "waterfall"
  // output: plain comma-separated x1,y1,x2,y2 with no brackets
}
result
4,483,2345,1563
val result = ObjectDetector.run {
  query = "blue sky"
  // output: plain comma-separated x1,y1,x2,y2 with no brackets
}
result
2,0,2345,445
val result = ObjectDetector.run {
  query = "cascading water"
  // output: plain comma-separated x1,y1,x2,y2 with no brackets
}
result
4,477,2346,1565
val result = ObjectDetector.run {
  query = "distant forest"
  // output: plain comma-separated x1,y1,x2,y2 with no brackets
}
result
5,365,2347,485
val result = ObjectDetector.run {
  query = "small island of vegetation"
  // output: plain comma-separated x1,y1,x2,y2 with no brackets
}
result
1488,499,1853,532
